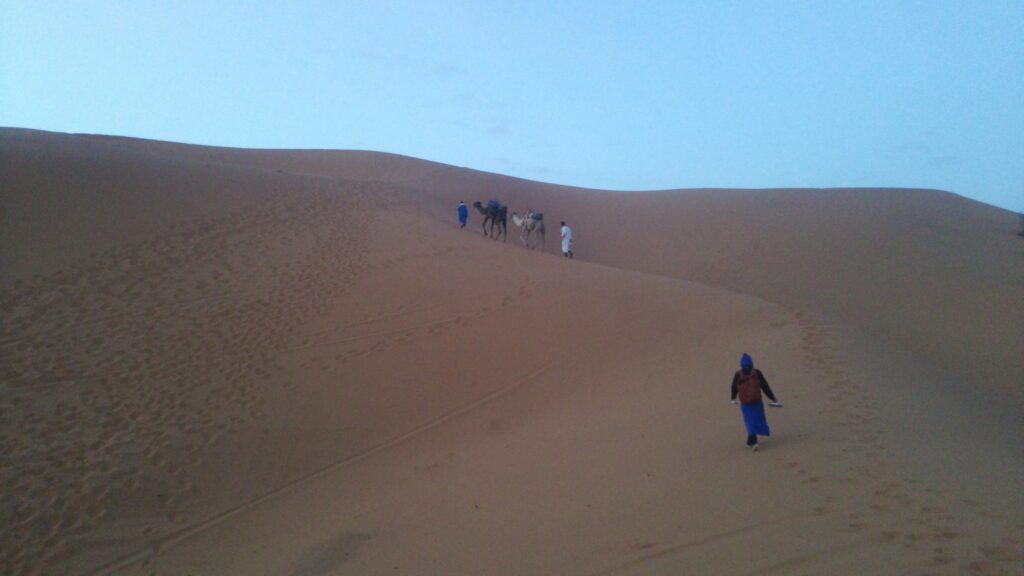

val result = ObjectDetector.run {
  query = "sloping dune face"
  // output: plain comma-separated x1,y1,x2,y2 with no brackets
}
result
1,129,1021,576
56,131,1022,394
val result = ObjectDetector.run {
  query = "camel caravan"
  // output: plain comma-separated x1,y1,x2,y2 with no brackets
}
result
471,200,546,252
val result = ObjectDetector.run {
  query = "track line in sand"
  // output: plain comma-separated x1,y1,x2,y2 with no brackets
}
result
285,317,467,352
89,360,560,576
300,281,534,341
3,373,118,392
737,537,878,576
287,282,537,355
588,514,818,576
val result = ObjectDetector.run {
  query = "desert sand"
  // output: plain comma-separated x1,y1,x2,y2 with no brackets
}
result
1,128,1021,575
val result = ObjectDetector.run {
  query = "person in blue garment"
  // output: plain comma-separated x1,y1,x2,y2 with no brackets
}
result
457,201,468,228
730,353,782,451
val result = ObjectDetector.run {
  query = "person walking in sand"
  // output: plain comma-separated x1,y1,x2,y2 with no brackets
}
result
730,353,782,451
560,221,573,258
458,201,468,228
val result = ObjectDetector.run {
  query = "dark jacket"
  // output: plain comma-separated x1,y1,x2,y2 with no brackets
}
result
731,369,777,405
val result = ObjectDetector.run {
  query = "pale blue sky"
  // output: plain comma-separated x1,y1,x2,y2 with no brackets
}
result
3,1,1022,211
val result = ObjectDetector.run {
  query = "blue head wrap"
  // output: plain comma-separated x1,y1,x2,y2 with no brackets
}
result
740,353,753,370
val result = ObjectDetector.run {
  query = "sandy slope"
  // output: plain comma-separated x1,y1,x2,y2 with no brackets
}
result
41,130,1024,394
1,129,1021,575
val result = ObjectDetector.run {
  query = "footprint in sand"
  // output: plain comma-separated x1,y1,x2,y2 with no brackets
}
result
979,544,1024,562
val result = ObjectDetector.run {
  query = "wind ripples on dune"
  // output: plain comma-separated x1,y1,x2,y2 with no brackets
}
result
0,182,372,575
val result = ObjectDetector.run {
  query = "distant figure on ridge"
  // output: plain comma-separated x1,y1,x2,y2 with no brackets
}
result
560,221,573,258
511,209,545,251
730,353,782,451
472,200,507,242
457,201,468,228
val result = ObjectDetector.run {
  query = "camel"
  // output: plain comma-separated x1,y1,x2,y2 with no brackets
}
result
472,201,507,242
511,211,545,252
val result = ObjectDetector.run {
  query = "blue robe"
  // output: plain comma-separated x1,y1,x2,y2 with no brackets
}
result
741,401,771,437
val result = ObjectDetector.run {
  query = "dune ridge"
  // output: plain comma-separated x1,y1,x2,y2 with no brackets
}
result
9,129,1018,394
1,129,1021,575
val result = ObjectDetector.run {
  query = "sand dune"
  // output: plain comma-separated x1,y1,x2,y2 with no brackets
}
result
1,129,1021,575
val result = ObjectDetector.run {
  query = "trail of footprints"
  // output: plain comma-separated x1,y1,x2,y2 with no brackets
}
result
0,181,372,575
777,308,1022,574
